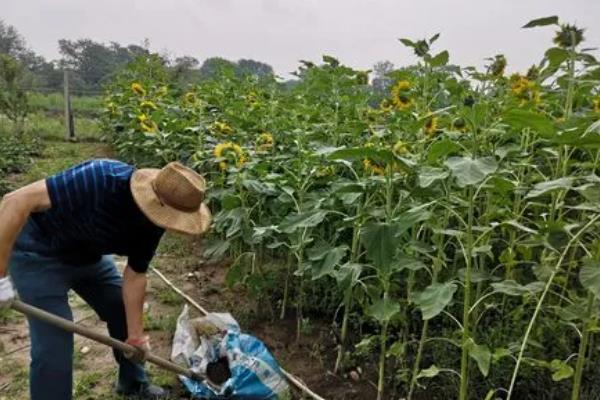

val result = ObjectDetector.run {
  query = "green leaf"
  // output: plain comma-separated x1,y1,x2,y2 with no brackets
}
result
580,260,600,298
549,359,574,382
444,156,498,187
503,109,555,137
545,47,570,67
429,33,441,44
522,16,559,28
361,222,398,269
394,253,427,272
416,365,440,379
333,262,363,287
466,338,492,377
366,297,400,323
398,38,415,48
427,139,461,163
419,166,449,188
491,280,544,296
395,204,433,235
329,147,396,165
413,281,457,320
429,50,449,67
526,177,574,198
202,239,230,260
312,246,348,280
278,210,328,233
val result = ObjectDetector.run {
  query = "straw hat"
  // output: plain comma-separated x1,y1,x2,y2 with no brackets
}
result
130,162,212,235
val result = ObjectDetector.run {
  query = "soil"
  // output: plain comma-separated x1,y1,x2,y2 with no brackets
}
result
0,139,377,399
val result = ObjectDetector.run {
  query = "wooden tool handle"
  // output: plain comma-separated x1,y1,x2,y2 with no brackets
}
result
11,299,202,381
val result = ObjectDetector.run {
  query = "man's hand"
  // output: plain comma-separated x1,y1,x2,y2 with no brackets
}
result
125,335,151,364
0,276,16,309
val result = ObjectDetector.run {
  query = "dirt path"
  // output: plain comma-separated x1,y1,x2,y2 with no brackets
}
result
0,139,374,400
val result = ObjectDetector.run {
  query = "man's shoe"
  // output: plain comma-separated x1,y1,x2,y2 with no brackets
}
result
116,383,169,399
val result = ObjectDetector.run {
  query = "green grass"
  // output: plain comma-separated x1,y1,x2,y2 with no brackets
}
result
157,288,184,306
73,371,104,398
28,93,103,117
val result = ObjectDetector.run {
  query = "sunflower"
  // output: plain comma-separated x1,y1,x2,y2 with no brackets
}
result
246,91,259,106
138,114,158,133
379,99,393,113
184,92,197,104
140,100,158,111
363,159,385,176
256,132,274,151
157,85,168,97
131,82,146,96
593,96,600,113
214,142,246,171
213,121,235,135
452,118,467,132
392,140,409,156
489,55,507,77
424,116,438,136
510,74,541,105
391,80,412,110
554,24,585,48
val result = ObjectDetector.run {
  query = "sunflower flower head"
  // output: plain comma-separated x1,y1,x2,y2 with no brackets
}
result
392,140,409,156
256,132,274,151
391,80,412,110
424,116,438,136
593,96,600,113
131,82,146,96
140,100,158,111
489,55,507,77
379,99,393,113
184,92,198,104
213,121,235,135
214,142,246,171
554,24,585,48
138,114,158,134
510,74,541,105
157,85,168,97
363,159,385,176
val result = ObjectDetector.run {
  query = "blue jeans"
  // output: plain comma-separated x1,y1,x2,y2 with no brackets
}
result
9,220,148,400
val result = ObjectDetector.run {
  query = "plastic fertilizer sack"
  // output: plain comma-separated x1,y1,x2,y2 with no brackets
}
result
171,305,291,399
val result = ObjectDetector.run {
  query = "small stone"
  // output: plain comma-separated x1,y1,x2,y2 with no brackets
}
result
349,370,360,382
80,346,90,355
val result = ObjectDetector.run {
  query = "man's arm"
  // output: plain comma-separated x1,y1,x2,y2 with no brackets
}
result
122,265,147,341
0,180,51,278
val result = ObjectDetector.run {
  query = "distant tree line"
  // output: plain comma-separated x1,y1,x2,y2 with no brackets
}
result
0,19,279,94
0,18,397,98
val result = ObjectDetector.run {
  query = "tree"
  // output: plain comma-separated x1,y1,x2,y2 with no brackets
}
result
199,57,237,80
237,59,274,78
58,39,151,90
371,60,395,95
0,20,26,58
0,54,29,133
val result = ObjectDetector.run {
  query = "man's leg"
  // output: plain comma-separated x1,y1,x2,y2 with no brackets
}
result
72,255,149,392
9,252,74,400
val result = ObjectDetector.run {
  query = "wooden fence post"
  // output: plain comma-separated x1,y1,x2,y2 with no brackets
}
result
63,69,75,140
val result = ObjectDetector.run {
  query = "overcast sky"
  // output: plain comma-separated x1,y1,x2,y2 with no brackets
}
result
3,0,600,77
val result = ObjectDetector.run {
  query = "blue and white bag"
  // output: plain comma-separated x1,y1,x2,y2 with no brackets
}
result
171,306,291,399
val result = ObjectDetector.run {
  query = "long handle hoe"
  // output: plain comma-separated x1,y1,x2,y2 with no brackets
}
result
11,299,204,382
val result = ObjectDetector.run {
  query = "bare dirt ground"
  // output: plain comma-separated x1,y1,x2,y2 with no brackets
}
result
0,139,375,399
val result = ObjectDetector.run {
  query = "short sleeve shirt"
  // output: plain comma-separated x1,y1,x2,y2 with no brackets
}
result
30,159,165,272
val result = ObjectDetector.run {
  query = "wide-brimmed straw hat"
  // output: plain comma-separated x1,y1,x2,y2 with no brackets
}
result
131,162,212,235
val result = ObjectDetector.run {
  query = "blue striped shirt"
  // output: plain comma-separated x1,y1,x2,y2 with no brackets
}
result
30,159,165,272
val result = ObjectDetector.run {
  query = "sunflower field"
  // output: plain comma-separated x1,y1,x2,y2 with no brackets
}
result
103,17,600,400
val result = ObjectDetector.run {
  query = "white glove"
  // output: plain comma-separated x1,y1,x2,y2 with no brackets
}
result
0,277,16,309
